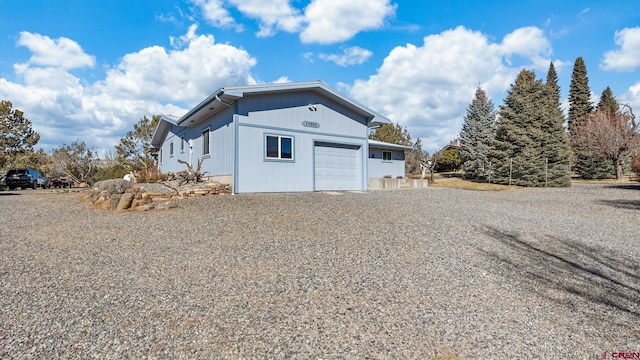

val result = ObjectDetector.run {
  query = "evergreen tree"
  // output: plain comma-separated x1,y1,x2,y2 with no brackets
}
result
568,58,614,179
541,62,571,186
489,70,550,186
568,57,593,134
597,86,619,116
369,123,412,146
459,87,496,179
115,115,160,171
0,100,40,170
489,65,571,187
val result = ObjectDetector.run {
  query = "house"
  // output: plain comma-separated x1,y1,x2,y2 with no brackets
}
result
151,81,413,193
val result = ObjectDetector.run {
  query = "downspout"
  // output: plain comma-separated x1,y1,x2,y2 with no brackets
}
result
233,102,239,195
365,116,373,191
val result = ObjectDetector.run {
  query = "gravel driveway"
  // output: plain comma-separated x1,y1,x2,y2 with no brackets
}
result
1,184,639,358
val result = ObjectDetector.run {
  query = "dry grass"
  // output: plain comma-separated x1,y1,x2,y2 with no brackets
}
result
428,173,639,190
429,176,514,191
570,176,637,184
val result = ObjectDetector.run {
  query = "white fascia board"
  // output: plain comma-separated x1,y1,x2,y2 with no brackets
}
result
151,115,178,148
368,139,415,151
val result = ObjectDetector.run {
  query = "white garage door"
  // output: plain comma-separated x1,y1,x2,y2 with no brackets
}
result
314,142,361,191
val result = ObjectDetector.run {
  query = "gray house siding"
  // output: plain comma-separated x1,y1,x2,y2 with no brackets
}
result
235,91,368,193
368,148,406,178
158,107,235,176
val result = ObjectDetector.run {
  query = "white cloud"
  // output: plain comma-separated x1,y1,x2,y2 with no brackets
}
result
0,27,258,154
229,0,303,37
347,26,557,150
98,24,257,105
619,82,640,115
499,26,552,69
272,76,292,84
192,0,395,44
319,46,373,66
17,32,95,70
301,0,396,44
601,27,640,72
190,0,239,30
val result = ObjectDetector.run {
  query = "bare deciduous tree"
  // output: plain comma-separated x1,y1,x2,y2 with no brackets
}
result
570,104,639,181
49,140,98,183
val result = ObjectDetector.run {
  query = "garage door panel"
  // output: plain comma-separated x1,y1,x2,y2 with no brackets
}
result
314,143,361,191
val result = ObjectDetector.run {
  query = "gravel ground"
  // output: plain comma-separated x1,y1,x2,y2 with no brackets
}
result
0,184,639,359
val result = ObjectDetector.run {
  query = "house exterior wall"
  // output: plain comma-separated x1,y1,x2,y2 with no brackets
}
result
235,91,369,193
158,106,235,176
368,148,406,178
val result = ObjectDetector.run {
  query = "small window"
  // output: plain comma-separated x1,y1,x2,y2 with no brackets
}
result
181,136,185,151
159,149,163,164
266,135,294,160
202,129,210,155
169,141,174,156
383,151,392,161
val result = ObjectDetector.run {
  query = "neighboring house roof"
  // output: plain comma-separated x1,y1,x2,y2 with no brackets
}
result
368,139,415,151
433,138,461,158
152,81,391,148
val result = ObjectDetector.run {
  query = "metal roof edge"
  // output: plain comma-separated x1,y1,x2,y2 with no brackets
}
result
367,139,416,151
151,115,179,148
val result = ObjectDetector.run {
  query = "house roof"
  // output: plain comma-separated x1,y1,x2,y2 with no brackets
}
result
368,139,415,151
152,81,391,148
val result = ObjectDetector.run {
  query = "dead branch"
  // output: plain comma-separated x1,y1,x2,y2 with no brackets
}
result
176,159,208,185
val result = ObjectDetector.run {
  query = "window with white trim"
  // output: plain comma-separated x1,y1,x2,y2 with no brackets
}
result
202,129,210,155
180,136,185,151
265,135,293,160
382,150,392,161
169,141,174,156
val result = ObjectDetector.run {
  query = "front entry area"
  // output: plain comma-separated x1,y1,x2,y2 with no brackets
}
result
314,142,362,191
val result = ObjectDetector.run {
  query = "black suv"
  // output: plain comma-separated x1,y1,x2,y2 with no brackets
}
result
4,169,48,190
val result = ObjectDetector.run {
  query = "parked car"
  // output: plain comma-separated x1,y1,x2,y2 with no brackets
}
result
49,177,74,188
4,169,49,190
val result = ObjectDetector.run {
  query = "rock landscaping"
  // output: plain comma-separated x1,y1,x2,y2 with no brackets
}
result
80,178,232,211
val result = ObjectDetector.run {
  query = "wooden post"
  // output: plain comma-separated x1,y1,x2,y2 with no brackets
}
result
509,158,513,186
545,157,548,187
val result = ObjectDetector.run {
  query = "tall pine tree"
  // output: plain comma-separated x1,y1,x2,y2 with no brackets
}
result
489,69,569,187
541,62,571,186
490,70,546,186
597,86,619,115
459,87,496,179
568,57,593,134
0,100,40,170
567,57,613,179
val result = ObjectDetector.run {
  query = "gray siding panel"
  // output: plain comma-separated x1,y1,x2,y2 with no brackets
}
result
236,125,368,193
237,126,313,193
368,148,406,178
158,106,234,175
237,91,369,139
368,158,406,178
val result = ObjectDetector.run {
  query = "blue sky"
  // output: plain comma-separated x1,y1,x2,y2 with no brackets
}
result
1,0,639,154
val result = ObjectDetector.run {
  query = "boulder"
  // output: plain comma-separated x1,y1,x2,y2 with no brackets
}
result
93,179,132,194
116,193,135,211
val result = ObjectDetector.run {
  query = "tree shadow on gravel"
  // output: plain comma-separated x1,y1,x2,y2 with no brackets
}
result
605,184,640,191
0,192,21,196
479,226,640,324
596,199,640,210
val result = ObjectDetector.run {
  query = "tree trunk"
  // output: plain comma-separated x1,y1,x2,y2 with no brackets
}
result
616,159,624,181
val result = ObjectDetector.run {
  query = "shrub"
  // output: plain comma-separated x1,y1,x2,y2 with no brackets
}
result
136,171,168,183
